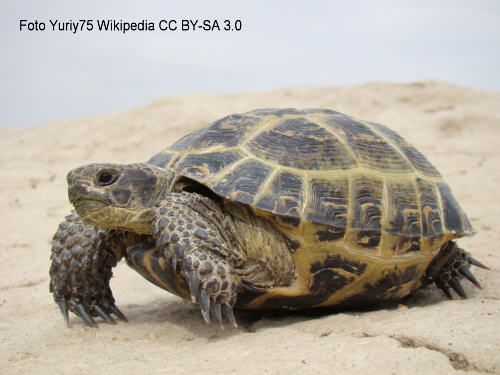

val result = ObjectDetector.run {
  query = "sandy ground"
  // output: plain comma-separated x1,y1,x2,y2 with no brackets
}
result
0,81,499,374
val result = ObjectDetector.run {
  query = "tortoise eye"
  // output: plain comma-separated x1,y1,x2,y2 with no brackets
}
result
97,170,119,186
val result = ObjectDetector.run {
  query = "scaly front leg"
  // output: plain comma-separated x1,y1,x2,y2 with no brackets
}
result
49,212,136,327
152,192,243,327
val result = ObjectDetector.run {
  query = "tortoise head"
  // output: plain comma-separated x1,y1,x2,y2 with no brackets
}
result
67,163,173,234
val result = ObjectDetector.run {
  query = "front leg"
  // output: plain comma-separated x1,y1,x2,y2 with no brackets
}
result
49,212,135,327
152,193,243,327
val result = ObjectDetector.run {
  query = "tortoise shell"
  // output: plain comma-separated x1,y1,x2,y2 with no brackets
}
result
148,108,473,307
149,108,472,239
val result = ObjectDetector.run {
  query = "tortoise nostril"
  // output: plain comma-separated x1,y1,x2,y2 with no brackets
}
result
68,184,89,202
67,167,87,184
67,171,75,184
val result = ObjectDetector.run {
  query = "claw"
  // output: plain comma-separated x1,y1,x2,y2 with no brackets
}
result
75,303,97,328
188,271,200,303
449,278,467,298
199,290,210,324
109,303,128,322
223,304,238,328
94,304,117,325
468,257,489,270
211,303,223,329
171,255,177,273
459,266,481,289
58,301,70,326
435,280,453,299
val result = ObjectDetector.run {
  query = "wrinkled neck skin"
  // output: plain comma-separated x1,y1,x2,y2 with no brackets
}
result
68,163,173,235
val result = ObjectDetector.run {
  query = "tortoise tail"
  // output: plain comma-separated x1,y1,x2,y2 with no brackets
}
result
424,241,489,299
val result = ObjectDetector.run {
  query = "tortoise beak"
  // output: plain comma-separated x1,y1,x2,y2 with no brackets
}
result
67,167,108,206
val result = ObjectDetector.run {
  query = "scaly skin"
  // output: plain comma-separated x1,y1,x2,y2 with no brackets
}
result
151,193,243,325
50,195,243,327
49,213,142,326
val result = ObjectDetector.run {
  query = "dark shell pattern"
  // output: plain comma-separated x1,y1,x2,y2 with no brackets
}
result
149,108,473,257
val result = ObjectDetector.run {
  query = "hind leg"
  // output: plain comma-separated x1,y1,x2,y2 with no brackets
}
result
425,241,489,298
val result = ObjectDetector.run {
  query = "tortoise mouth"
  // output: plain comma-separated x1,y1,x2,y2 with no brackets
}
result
72,199,110,223
72,197,108,213
73,199,153,235
72,197,107,206
68,181,110,207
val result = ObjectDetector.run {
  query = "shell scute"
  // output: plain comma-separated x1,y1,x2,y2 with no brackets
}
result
416,178,444,237
149,152,173,167
350,174,383,231
329,116,412,172
386,180,422,237
175,151,242,179
350,174,384,248
255,171,303,217
170,114,258,151
306,177,348,230
371,122,441,177
212,160,272,204
246,117,356,170
437,183,473,235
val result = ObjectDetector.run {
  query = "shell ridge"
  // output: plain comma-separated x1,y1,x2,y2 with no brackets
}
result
361,120,417,174
203,155,252,184
299,172,311,222
251,167,281,205
306,113,360,168
239,116,279,149
366,121,441,177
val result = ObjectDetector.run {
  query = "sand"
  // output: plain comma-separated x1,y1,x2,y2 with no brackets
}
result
0,81,499,374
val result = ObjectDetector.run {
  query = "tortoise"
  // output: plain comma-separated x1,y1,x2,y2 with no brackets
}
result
49,108,488,328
